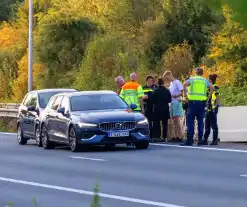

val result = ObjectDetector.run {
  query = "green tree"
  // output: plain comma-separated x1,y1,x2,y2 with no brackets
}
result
141,0,221,70
163,0,222,63
74,35,148,91
0,0,23,21
204,5,247,86
199,0,247,29
35,8,99,88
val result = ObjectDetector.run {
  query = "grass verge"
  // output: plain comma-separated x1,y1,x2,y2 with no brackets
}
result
0,117,16,133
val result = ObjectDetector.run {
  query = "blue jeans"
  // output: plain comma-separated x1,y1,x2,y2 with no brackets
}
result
186,101,206,144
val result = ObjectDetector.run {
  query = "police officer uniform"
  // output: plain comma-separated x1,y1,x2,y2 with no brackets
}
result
143,84,157,138
182,76,211,146
120,81,144,112
203,84,220,145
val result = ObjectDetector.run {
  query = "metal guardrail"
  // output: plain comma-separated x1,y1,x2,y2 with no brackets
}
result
0,103,20,118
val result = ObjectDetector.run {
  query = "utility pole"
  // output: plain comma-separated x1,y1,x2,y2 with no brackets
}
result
28,0,33,92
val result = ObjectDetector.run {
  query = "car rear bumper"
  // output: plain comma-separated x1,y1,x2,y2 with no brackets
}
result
75,127,150,145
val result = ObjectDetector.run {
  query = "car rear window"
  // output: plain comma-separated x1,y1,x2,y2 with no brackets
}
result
70,94,129,111
38,91,74,108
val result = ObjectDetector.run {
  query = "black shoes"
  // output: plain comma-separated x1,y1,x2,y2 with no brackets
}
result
180,139,218,146
210,140,218,145
180,141,193,146
199,139,218,146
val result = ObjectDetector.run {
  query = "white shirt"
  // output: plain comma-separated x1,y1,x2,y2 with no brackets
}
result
169,79,183,103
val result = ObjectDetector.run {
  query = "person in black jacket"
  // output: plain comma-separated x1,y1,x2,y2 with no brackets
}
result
143,75,157,139
151,77,172,140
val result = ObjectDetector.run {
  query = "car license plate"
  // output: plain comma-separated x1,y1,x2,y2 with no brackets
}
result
108,131,129,137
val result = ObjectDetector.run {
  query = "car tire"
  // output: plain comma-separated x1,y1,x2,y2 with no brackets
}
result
69,126,81,152
17,124,27,145
135,141,149,149
41,124,55,149
35,125,42,147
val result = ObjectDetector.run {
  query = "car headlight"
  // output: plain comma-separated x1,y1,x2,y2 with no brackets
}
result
137,118,148,125
78,122,97,128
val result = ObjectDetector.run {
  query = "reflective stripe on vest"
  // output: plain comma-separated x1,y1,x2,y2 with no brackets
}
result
143,88,153,93
211,84,219,109
188,76,207,101
121,82,141,110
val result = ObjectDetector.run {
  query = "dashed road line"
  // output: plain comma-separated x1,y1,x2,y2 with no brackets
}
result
69,156,106,162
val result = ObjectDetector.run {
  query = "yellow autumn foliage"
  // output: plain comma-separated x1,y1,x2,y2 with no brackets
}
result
0,23,20,49
11,54,45,101
0,71,9,101
162,41,194,78
205,5,247,87
207,61,236,86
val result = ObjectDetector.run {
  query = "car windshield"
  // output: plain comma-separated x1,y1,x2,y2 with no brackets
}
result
70,94,129,111
38,92,65,108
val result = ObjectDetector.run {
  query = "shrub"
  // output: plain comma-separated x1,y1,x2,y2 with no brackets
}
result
161,41,194,78
220,86,247,106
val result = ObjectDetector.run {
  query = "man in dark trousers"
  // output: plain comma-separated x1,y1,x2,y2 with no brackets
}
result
143,75,157,139
202,74,220,145
151,77,171,141
182,67,214,146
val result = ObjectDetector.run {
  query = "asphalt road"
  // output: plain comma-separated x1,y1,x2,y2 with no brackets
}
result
1,133,247,207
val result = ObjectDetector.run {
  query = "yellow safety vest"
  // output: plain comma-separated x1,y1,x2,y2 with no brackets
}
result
120,81,144,110
211,84,220,109
187,76,207,101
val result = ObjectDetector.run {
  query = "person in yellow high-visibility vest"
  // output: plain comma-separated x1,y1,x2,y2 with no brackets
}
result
202,74,220,145
120,73,145,113
182,67,215,146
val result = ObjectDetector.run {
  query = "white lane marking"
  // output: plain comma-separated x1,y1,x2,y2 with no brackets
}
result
220,129,247,133
69,156,106,162
240,175,247,178
1,132,247,154
0,177,186,207
0,132,16,135
151,143,247,154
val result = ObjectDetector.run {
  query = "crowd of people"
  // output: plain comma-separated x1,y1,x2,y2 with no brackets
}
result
115,67,220,146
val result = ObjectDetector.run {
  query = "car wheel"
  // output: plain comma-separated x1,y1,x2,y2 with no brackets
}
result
135,141,149,149
17,124,27,145
69,127,81,152
41,124,55,149
35,125,42,147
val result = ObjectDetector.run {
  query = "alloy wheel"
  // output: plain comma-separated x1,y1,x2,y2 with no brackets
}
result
69,128,76,151
36,127,42,147
17,125,27,145
17,126,22,143
69,127,81,152
41,125,48,148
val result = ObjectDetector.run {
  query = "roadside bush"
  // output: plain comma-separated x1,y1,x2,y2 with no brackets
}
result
220,86,247,106
11,54,45,102
0,117,16,132
35,9,100,88
73,35,148,91
161,41,194,78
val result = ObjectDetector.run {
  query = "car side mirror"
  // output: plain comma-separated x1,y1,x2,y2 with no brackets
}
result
27,105,36,111
130,104,137,110
57,107,65,115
